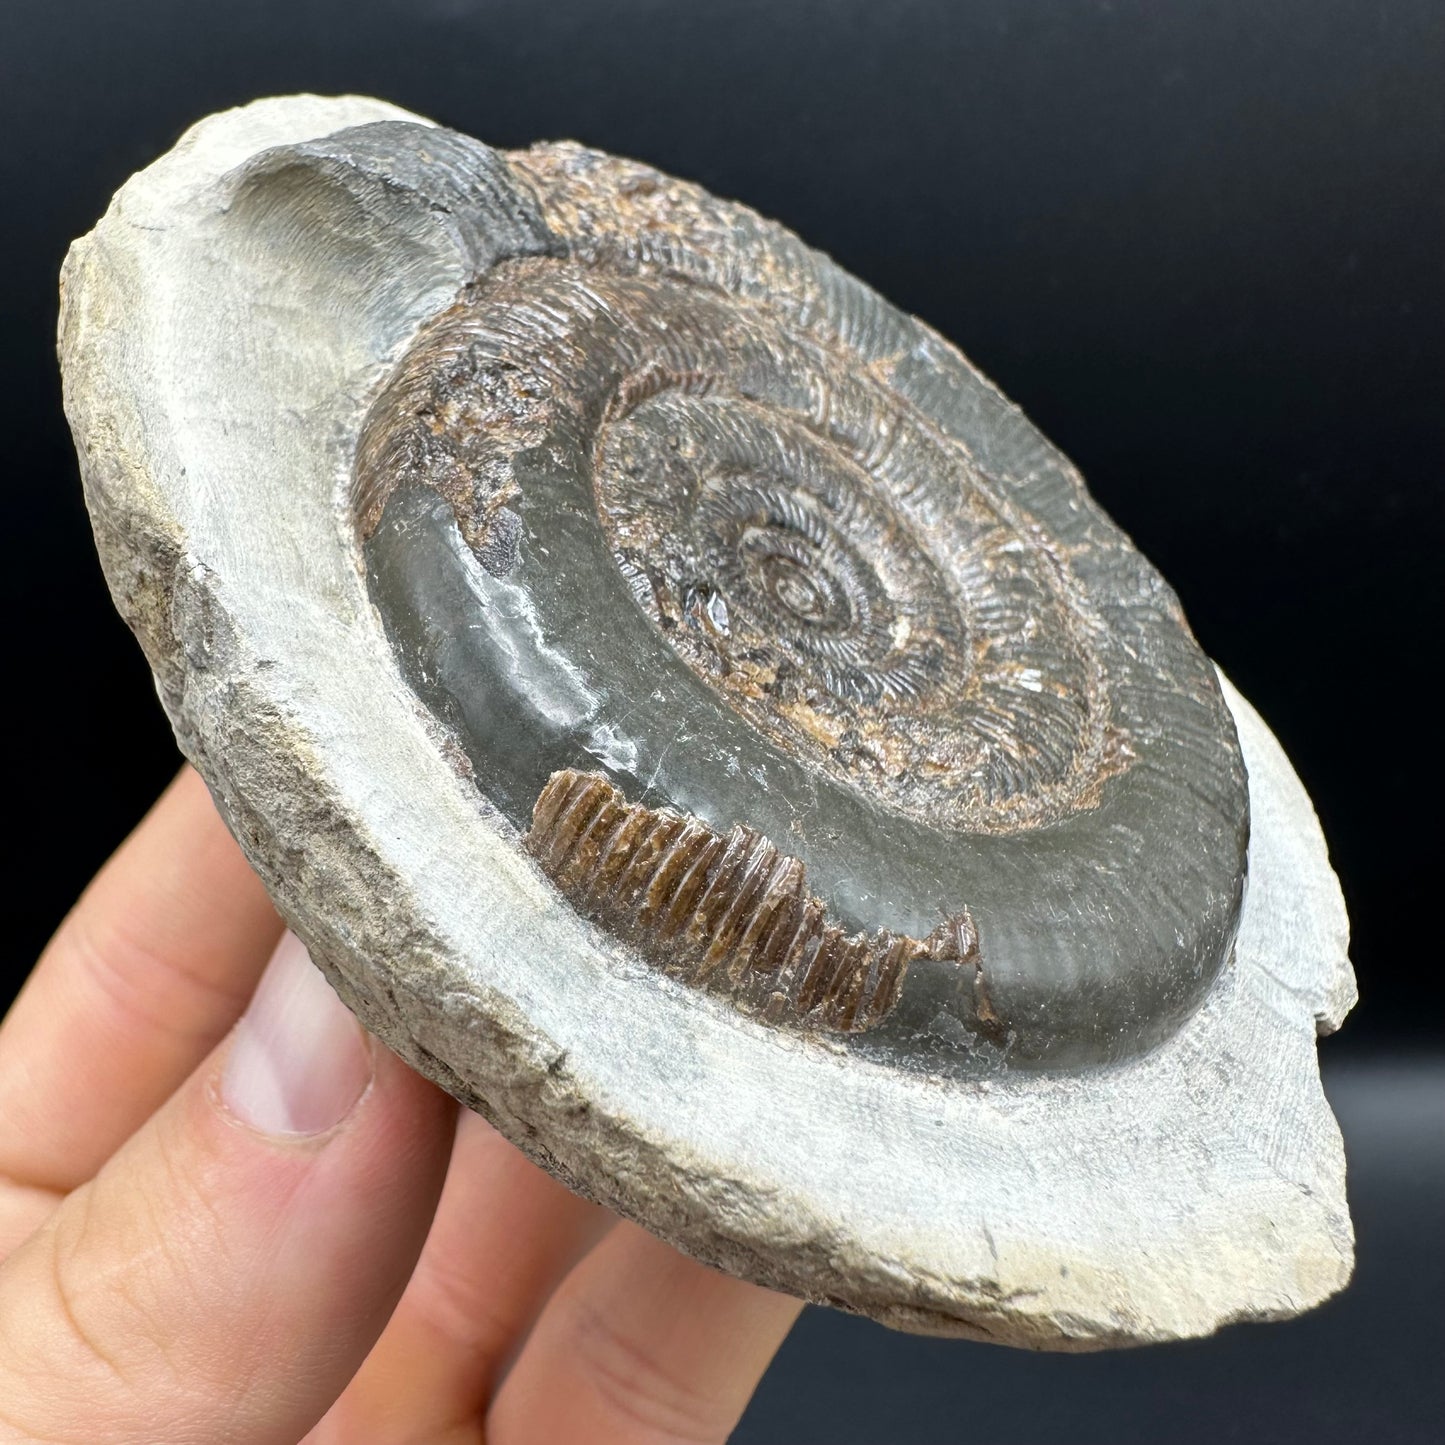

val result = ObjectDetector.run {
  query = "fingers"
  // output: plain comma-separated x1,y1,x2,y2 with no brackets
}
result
0,768,281,1198
488,1224,802,1445
0,933,456,1445
313,1112,611,1441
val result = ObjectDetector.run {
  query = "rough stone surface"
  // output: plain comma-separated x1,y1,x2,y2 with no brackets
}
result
59,95,1356,1347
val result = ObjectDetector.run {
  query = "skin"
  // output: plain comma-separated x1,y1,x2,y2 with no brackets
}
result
0,767,800,1444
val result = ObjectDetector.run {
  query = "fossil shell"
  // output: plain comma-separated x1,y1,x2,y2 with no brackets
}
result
60,95,1355,1346
354,139,1247,1075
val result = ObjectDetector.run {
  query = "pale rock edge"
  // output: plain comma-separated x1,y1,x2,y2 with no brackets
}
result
58,94,1357,1349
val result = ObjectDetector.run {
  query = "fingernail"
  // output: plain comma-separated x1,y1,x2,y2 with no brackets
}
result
220,931,373,1136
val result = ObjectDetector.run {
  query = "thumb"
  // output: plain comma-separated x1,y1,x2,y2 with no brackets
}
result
0,932,456,1445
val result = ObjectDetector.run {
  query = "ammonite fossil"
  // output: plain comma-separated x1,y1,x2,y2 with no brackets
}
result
60,96,1355,1346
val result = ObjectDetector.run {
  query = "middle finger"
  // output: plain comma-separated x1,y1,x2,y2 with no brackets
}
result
312,1108,611,1440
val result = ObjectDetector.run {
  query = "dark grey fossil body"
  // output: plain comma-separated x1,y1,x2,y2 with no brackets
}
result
348,126,1249,1076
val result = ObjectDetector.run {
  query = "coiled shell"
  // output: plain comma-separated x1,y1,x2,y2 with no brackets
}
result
356,140,1248,1073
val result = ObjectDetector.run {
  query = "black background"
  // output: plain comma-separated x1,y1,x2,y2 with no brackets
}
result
2,3,1441,1441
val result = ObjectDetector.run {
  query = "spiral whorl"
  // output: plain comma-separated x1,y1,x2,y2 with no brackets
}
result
361,255,1129,834
356,138,1249,1073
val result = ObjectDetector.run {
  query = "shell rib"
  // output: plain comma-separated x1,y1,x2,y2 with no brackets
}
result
525,768,985,1035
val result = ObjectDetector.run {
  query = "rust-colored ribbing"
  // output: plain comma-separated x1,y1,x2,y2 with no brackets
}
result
523,769,977,1035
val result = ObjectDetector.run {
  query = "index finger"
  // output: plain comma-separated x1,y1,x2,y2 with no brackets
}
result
0,766,281,1198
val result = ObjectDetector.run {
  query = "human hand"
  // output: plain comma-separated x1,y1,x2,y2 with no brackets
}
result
0,768,800,1443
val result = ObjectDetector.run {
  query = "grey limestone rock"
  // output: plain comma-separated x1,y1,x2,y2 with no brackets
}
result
59,94,1355,1347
